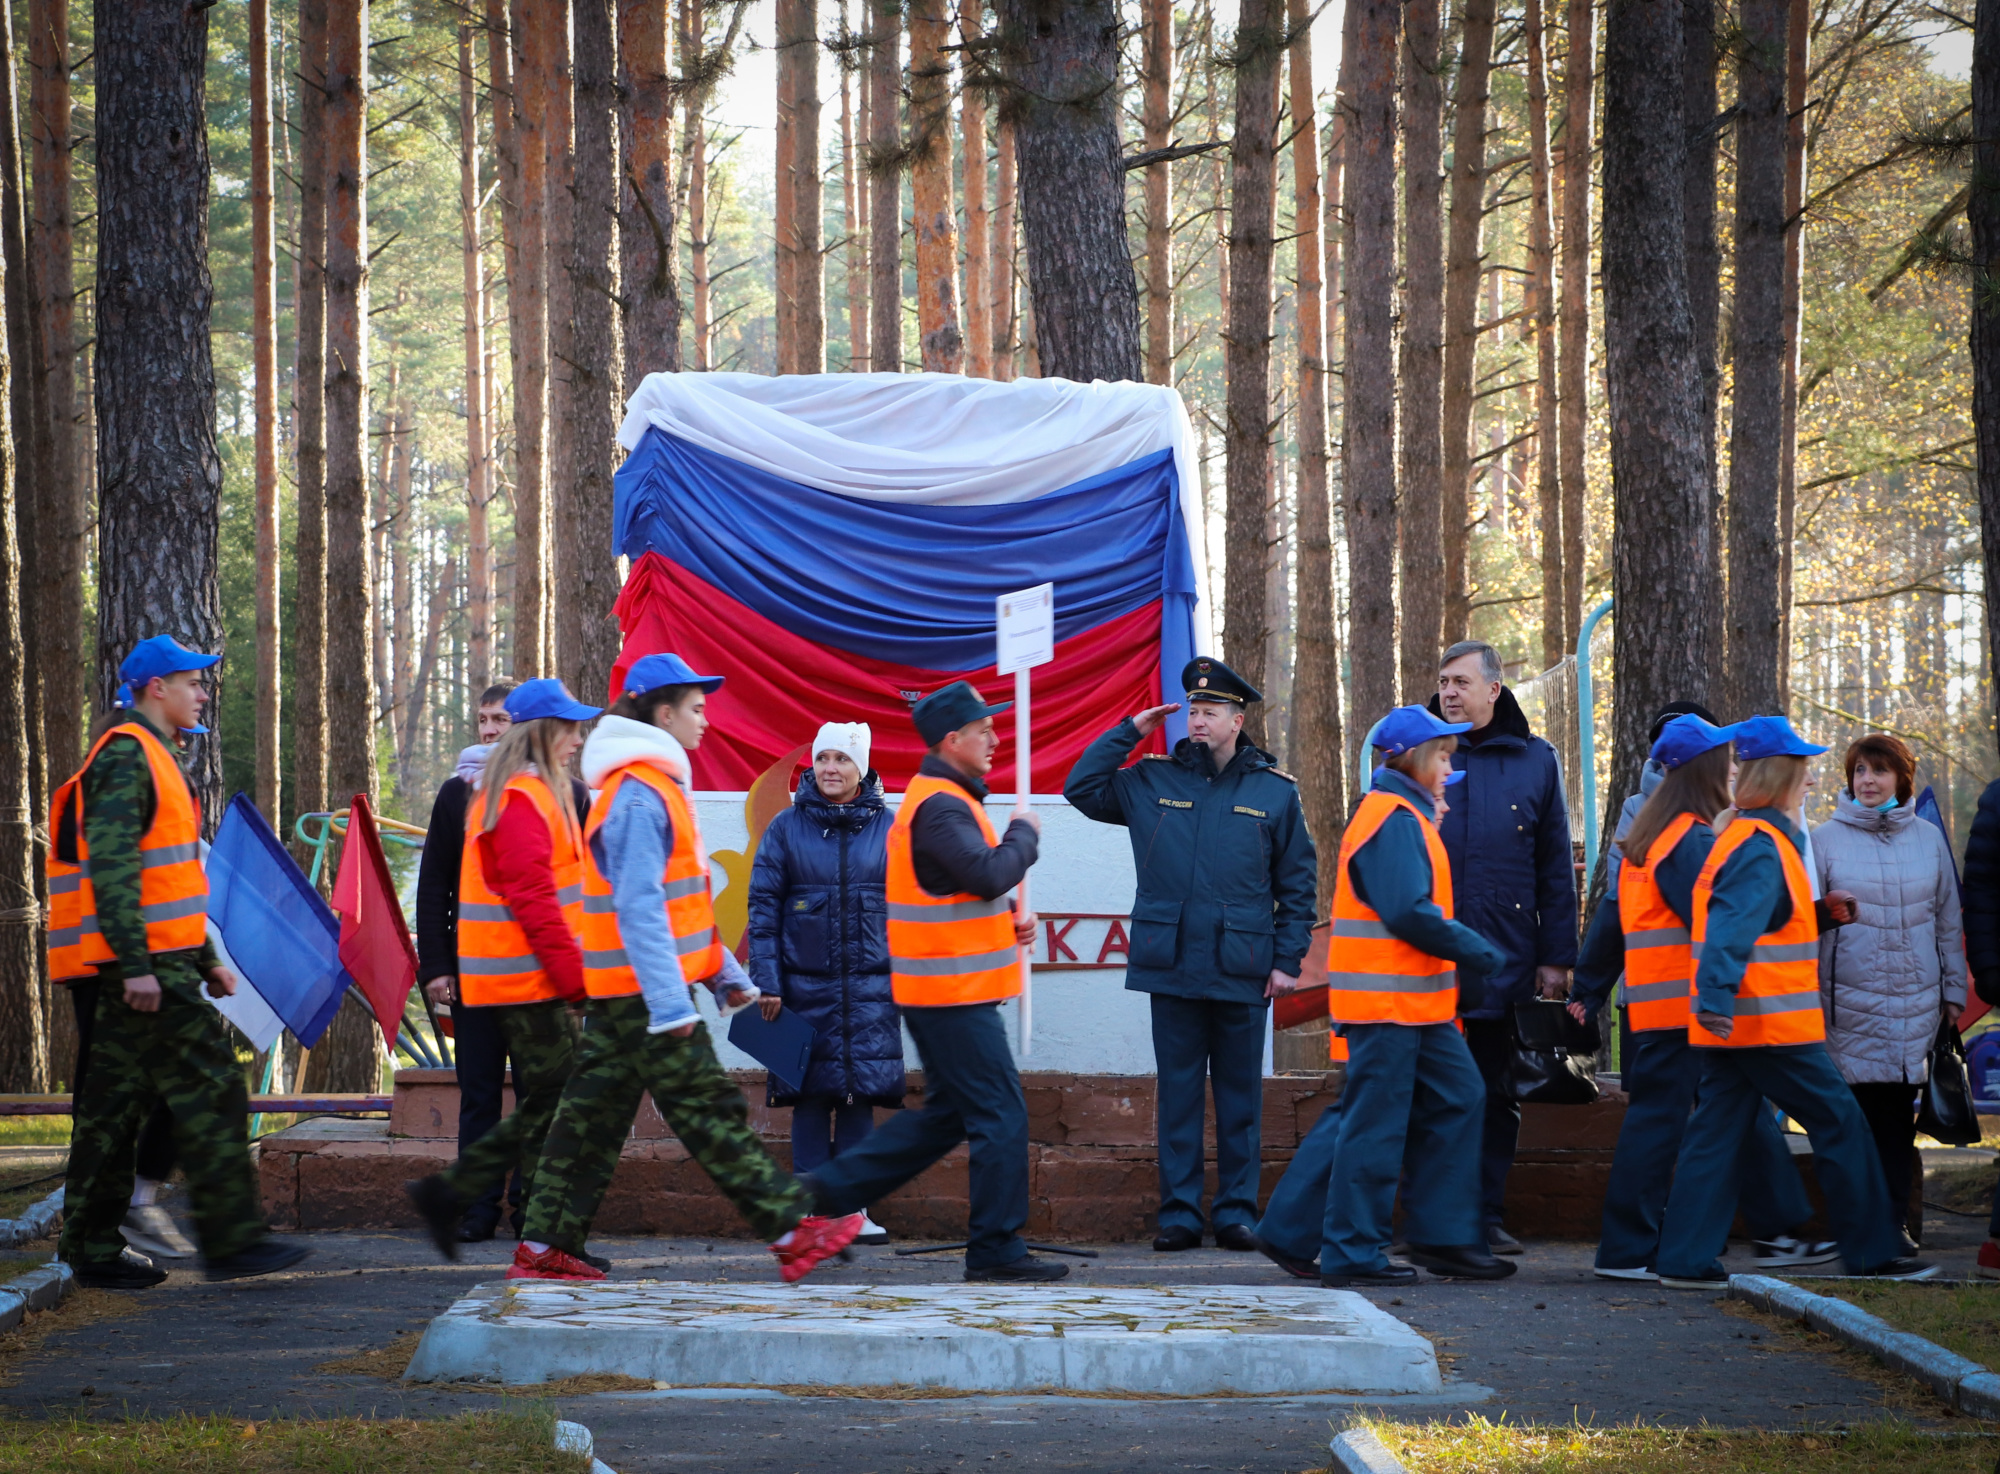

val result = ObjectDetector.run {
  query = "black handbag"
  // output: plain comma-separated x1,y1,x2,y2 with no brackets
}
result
1505,999,1601,1105
1917,1016,1982,1147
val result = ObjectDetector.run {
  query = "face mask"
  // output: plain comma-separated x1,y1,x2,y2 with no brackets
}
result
1874,796,1898,812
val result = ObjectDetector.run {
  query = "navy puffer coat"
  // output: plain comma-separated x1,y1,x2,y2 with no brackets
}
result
746,771,905,1108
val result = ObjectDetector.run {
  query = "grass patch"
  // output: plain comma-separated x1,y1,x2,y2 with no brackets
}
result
1798,1280,2000,1376
0,1410,588,1472
0,1118,72,1149
317,1333,655,1397
1359,1416,1998,1473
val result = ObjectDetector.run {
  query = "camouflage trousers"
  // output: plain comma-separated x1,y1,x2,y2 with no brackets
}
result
441,998,578,1216
524,993,811,1252
59,956,267,1265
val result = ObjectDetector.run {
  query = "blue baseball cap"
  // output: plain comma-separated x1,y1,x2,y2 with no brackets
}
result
624,652,725,697
1373,704,1472,757
1649,714,1742,771
1732,714,1828,760
504,678,602,724
116,635,221,732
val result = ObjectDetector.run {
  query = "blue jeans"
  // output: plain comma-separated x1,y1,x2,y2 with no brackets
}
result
790,1096,877,1175
803,1002,1029,1270
1657,1043,1902,1279
1150,995,1268,1233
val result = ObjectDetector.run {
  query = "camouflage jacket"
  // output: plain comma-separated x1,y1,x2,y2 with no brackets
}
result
81,710,219,980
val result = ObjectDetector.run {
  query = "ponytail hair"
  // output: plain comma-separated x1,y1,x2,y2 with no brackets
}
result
476,717,582,834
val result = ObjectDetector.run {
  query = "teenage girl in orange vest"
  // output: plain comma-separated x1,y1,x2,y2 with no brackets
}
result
1653,716,1935,1286
1312,706,1514,1286
408,679,602,1262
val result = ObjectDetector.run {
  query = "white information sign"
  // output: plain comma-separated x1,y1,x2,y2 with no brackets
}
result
995,583,1055,675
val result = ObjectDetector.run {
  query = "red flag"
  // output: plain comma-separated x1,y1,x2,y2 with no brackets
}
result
332,794,419,1048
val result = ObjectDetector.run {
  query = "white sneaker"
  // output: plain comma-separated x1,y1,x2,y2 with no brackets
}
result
120,1204,197,1259
1751,1235,1841,1269
1593,1265,1658,1281
853,1211,890,1246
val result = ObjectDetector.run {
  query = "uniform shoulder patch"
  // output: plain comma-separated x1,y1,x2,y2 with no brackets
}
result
1269,767,1299,784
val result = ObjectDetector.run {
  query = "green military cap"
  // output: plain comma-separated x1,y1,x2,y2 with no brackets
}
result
1181,656,1262,707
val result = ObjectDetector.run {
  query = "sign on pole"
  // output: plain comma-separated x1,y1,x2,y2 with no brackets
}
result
996,583,1054,1054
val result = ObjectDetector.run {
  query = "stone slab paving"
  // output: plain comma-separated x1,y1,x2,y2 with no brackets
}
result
405,1279,1442,1395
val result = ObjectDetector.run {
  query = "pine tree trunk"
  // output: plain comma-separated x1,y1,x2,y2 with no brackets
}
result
684,0,713,370
460,20,492,696
1286,0,1343,899
1683,0,1724,666
619,0,681,381
1526,0,1563,671
959,0,990,378
867,0,901,371
773,0,797,371
294,0,329,829
1440,0,1496,646
248,0,281,823
1141,0,1172,388
1723,0,1788,718
1978,0,2000,727
779,0,824,373
1602,0,1714,828
842,7,870,372
1775,0,1808,709
557,0,623,710
1344,0,1401,741
370,366,396,727
510,0,551,676
991,118,1016,379
1398,0,1444,702
1558,0,1594,661
324,0,375,823
908,0,961,372
544,0,576,678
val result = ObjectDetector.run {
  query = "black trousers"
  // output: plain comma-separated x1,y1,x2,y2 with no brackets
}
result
1461,1015,1522,1229
451,999,522,1221
70,979,177,1184
1848,1081,1919,1237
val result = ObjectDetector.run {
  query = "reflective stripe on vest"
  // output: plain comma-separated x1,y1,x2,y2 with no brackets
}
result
886,775,1020,1007
1688,816,1825,1049
579,762,724,999
48,722,210,981
1616,811,1700,1033
1325,790,1458,1027
456,773,586,1006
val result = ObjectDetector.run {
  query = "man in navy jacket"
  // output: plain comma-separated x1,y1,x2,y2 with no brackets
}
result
1427,641,1578,1253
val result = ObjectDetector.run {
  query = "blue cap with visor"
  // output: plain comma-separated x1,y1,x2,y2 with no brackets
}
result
116,635,221,734
1648,714,1742,771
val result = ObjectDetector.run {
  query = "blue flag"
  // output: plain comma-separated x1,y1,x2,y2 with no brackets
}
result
1916,785,1963,900
208,793,354,1047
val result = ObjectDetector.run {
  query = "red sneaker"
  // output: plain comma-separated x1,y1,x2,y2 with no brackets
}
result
770,1213,865,1283
1978,1240,2000,1280
505,1243,606,1282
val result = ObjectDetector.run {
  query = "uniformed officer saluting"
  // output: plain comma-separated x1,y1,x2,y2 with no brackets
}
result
1065,658,1317,1252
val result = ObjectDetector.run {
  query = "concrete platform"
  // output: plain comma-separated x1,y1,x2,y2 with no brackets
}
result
402,1279,1443,1397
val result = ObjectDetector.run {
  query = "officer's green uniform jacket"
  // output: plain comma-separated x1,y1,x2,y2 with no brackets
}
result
1064,718,1318,1006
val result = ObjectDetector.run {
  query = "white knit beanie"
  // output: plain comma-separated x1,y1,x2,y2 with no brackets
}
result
811,721,872,777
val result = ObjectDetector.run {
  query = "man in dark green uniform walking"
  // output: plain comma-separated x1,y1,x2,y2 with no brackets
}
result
1064,659,1317,1252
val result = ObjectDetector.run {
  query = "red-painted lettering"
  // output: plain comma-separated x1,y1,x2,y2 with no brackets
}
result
1045,917,1080,962
1096,919,1130,964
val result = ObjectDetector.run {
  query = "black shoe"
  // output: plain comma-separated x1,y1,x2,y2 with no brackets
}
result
967,1256,1071,1283
1253,1236,1321,1282
580,1249,611,1274
204,1238,313,1282
1152,1225,1202,1252
1321,1264,1419,1288
1214,1224,1258,1252
1406,1243,1516,1280
1851,1257,1939,1281
71,1247,166,1291
406,1176,463,1262
457,1206,500,1244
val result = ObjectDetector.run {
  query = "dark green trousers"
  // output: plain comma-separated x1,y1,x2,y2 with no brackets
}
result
524,994,811,1251
441,998,577,1215
59,956,266,1265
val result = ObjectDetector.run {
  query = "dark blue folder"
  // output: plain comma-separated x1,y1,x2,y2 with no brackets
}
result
728,1004,817,1094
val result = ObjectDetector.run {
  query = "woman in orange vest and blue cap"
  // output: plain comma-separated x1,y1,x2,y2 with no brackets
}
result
1654,715,1935,1286
1311,706,1514,1286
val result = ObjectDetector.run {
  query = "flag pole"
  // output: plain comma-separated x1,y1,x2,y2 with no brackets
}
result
1016,664,1031,1056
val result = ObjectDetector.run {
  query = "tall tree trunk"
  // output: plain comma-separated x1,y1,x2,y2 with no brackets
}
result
843,4,870,371
995,0,1141,383
544,0,576,678
909,0,961,372
684,0,713,370
1286,0,1343,900
991,117,1016,379
1775,0,1808,709
1723,0,1788,718
294,0,330,826
787,0,824,372
250,0,280,822
1526,0,1564,671
389,404,413,730
1440,0,1496,646
1398,0,1444,701
1978,0,2000,732
370,365,396,727
1344,0,1401,740
461,20,493,696
510,0,551,676
557,0,623,709
1141,0,1172,387
1558,0,1594,658
620,0,682,380
1603,0,1713,839
1683,0,1723,672
774,0,797,371
484,0,519,674
402,554,457,781
868,0,901,371
960,0,991,378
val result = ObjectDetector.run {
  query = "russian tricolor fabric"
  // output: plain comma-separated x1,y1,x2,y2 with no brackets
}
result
610,374,1210,792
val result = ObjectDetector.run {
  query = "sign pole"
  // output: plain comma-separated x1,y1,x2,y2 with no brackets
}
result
995,581,1054,1061
1016,665,1031,1055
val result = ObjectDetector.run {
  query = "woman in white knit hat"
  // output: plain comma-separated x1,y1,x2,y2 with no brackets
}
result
746,722,902,1244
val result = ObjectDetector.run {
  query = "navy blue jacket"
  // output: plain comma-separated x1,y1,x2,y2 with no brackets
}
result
746,771,906,1108
1064,717,1318,1005
1964,779,2000,1005
1424,688,1579,1018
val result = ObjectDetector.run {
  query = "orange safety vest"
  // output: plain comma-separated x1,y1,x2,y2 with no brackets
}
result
1689,816,1825,1049
1617,811,1701,1034
1325,789,1459,1027
47,721,209,981
886,775,1020,1007
579,762,724,998
457,772,586,1006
